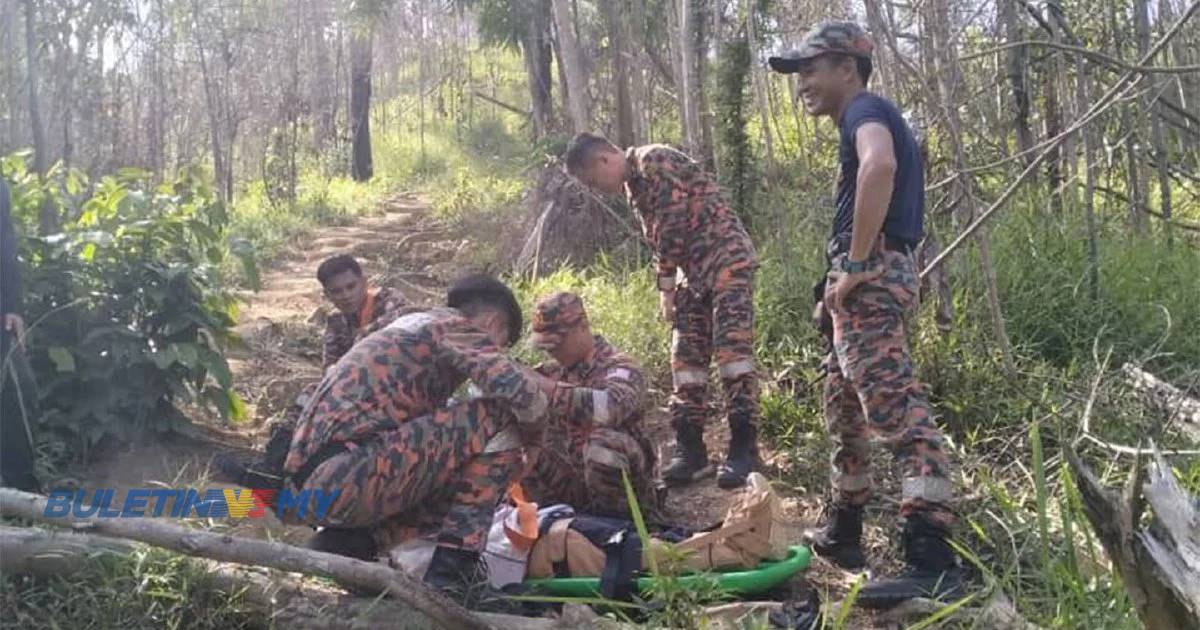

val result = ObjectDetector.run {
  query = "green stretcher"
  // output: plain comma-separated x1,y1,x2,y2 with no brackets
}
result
522,545,812,598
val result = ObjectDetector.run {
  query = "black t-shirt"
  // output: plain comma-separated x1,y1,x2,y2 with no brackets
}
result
833,92,924,246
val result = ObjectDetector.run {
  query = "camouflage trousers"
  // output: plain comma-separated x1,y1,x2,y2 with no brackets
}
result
670,266,760,434
521,424,656,519
823,249,955,528
294,397,522,551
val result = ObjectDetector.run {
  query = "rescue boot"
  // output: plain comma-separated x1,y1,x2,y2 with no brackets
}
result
422,545,484,593
307,527,377,562
857,516,965,609
805,504,866,570
716,419,759,489
661,424,713,486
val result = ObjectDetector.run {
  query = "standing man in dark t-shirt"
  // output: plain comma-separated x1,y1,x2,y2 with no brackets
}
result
770,22,962,607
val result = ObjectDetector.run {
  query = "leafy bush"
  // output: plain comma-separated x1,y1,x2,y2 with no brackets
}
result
3,153,248,463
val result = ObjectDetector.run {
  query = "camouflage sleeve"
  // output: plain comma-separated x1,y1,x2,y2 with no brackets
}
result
641,150,693,290
322,315,353,371
550,363,646,430
436,328,549,425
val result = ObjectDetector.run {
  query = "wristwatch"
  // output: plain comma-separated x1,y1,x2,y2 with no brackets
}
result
839,257,872,274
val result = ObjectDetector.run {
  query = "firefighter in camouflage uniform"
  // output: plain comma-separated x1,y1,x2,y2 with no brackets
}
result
770,21,963,607
274,275,558,592
520,291,656,518
565,134,761,490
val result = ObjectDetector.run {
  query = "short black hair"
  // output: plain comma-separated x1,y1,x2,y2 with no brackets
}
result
564,132,617,174
822,53,873,86
317,254,363,286
446,274,523,347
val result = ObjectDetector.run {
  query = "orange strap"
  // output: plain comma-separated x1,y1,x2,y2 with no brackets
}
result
504,482,539,552
357,288,377,330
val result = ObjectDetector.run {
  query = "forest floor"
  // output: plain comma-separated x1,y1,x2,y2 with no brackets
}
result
68,191,898,628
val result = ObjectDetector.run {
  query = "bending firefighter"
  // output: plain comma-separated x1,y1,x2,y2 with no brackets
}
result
566,135,761,490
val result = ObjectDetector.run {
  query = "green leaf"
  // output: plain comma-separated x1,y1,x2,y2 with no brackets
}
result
200,348,233,389
150,345,178,369
48,347,76,373
227,390,249,423
171,343,200,369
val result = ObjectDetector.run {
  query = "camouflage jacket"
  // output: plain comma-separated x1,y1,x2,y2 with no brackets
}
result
624,145,757,292
286,307,549,473
536,335,647,438
322,286,406,370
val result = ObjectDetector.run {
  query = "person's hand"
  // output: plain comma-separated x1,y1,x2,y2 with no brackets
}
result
659,290,676,323
4,313,25,344
826,265,884,312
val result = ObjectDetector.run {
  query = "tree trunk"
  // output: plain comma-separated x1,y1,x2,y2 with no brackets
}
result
24,0,54,234
746,2,774,169
521,0,554,138
1067,447,1200,629
0,489,489,630
1115,0,1146,233
1077,52,1100,300
0,525,561,630
310,0,335,155
1135,0,1174,244
551,0,589,133
999,0,1034,162
603,0,635,146
927,0,1014,373
863,0,898,99
693,0,715,170
350,28,374,182
678,0,702,157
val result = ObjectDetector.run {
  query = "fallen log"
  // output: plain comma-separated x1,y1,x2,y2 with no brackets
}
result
1067,445,1200,629
0,525,562,629
1122,363,1200,441
0,488,489,630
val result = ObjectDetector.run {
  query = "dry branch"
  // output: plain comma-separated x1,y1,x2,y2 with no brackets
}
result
0,488,490,630
920,0,1200,279
1066,446,1200,629
1122,363,1200,441
0,525,556,630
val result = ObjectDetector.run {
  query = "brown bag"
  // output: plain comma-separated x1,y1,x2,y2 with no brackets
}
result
525,473,789,578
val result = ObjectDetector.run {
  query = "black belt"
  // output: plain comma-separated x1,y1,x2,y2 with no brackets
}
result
826,233,917,261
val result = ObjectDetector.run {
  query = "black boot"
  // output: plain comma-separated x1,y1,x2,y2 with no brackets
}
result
805,504,866,570
423,545,484,592
716,419,759,489
308,527,377,562
661,424,713,486
857,516,965,609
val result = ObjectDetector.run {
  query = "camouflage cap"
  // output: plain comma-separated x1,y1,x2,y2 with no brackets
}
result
768,21,874,74
530,291,588,349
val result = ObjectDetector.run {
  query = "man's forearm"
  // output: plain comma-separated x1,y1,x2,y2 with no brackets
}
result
848,162,894,262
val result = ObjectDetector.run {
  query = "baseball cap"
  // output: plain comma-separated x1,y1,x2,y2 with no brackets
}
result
768,21,874,74
530,291,587,350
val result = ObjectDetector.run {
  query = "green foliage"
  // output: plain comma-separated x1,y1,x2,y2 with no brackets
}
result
511,263,666,379
976,208,1200,372
0,546,266,630
3,153,246,463
713,32,757,228
230,169,390,274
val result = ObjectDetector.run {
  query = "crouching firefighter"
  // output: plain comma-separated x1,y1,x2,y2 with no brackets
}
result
519,291,658,520
219,275,558,594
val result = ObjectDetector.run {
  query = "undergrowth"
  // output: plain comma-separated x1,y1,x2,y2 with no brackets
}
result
0,545,266,630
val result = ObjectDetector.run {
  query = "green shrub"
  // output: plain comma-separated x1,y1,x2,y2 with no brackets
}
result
3,154,247,463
